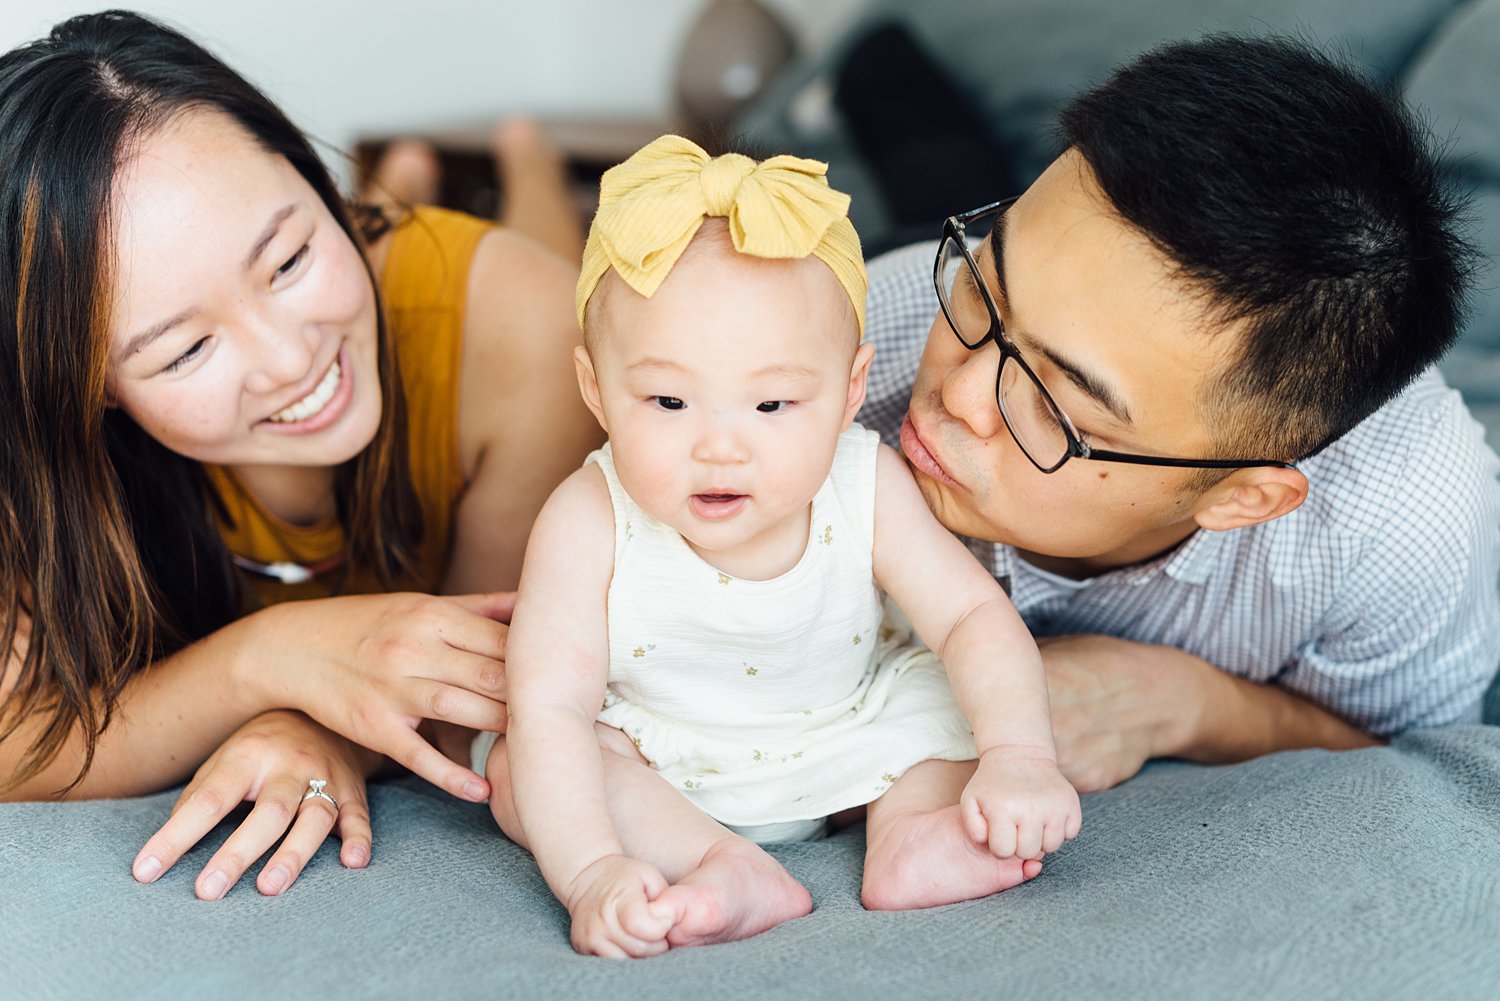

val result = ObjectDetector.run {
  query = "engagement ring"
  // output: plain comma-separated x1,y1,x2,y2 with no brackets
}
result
301,778,338,812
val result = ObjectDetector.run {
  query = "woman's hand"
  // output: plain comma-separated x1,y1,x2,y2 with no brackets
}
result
132,710,379,900
246,591,514,801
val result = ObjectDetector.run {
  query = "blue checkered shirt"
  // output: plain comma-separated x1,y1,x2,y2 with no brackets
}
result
859,241,1500,735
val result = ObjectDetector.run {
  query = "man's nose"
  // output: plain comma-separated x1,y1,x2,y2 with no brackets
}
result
941,343,1007,441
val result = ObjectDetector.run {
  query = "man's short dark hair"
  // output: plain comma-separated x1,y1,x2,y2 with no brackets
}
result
1058,34,1480,462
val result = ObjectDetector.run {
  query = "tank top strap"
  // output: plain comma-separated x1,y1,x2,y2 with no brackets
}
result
584,442,644,568
825,422,881,558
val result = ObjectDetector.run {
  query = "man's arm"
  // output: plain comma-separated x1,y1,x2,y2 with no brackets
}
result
1038,634,1378,793
1045,384,1500,792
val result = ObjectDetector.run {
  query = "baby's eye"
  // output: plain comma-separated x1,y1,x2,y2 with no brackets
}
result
756,401,790,413
653,396,685,411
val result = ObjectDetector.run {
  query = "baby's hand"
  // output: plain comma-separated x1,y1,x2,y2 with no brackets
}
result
562,854,677,958
960,745,1083,860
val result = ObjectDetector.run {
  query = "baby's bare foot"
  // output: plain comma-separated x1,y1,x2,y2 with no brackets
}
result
655,837,812,948
862,804,1041,911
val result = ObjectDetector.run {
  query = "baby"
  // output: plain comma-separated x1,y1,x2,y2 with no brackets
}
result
480,136,1080,958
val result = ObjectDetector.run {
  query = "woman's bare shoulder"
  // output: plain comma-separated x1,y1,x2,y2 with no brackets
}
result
456,227,587,454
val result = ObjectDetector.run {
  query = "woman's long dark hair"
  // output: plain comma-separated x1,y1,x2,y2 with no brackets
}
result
0,10,422,792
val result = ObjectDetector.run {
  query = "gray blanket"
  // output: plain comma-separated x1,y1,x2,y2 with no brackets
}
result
6,722,1498,1000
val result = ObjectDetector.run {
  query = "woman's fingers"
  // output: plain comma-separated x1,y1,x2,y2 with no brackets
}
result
376,723,490,802
411,674,507,729
335,793,374,869
256,792,344,896
136,712,379,899
134,763,252,884
447,590,518,625
434,610,509,666
193,776,307,901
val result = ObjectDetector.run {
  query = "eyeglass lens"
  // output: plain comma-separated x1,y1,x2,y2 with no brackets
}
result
936,236,992,349
938,234,1072,470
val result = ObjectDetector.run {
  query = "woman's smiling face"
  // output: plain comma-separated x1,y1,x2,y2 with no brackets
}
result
105,108,382,469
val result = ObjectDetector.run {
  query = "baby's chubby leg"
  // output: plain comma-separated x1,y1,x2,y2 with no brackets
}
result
486,725,811,949
861,758,1042,911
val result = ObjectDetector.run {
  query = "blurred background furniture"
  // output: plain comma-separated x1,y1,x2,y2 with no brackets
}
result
735,0,1500,444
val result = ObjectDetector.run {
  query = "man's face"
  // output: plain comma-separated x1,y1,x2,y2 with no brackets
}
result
902,150,1242,571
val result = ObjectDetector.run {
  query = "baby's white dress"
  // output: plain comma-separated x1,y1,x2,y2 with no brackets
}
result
586,423,978,840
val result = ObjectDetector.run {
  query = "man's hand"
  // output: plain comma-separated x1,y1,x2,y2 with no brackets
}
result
1038,634,1380,792
1037,634,1197,792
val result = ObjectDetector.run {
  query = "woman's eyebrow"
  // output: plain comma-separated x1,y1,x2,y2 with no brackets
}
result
119,307,196,361
243,204,297,270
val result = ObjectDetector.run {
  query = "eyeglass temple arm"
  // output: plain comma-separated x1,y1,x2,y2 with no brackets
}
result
1081,446,1295,470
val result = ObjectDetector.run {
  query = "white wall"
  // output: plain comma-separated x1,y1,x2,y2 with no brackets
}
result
0,0,864,162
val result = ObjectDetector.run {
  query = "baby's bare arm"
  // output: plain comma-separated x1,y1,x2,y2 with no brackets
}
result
870,446,1080,854
505,464,629,896
870,444,1054,755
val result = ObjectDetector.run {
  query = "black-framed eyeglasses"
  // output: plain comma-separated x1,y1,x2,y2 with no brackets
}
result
934,197,1294,474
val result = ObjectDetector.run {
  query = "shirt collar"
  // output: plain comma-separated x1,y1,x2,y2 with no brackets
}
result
986,527,1226,589
1160,528,1229,585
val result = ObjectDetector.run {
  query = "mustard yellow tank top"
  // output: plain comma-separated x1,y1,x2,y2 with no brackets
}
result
206,206,493,608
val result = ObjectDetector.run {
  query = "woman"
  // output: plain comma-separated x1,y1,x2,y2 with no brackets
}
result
0,11,597,900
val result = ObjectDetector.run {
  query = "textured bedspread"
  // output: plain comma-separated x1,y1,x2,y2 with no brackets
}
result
5,720,1498,1001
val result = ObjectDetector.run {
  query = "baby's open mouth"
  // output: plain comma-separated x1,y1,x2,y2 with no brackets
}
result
690,492,749,520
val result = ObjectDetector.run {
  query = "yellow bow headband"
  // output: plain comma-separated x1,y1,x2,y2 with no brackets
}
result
576,134,867,335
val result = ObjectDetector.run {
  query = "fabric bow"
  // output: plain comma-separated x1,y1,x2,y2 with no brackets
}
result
576,134,866,333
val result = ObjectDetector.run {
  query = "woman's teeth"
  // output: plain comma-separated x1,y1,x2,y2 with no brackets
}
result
268,360,340,423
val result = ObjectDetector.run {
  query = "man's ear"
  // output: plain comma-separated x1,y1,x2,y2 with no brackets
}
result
842,341,876,429
1193,465,1309,532
573,345,608,433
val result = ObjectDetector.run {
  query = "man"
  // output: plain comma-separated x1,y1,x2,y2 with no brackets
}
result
859,34,1500,791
